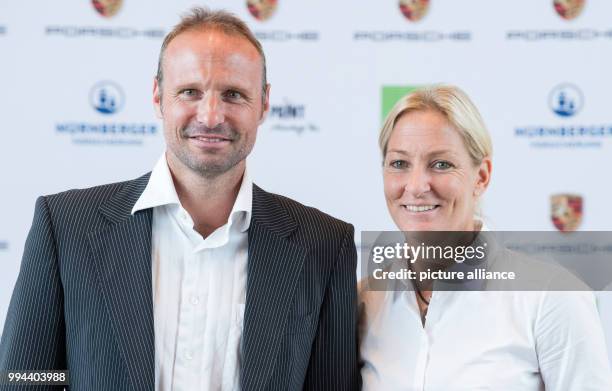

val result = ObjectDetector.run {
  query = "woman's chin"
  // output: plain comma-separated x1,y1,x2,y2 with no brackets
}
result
395,208,447,231
398,222,445,232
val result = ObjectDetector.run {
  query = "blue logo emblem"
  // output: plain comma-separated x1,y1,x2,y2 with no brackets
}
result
89,81,124,115
549,83,583,118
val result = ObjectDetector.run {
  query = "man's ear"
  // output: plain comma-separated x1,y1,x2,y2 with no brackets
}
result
153,77,163,119
474,156,492,197
258,83,271,125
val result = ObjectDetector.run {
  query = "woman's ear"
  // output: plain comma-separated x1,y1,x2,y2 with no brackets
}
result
474,156,492,196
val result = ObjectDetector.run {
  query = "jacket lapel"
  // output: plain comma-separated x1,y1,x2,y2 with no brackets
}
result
88,173,154,391
241,185,307,389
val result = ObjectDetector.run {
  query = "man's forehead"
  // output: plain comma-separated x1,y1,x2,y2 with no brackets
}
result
160,29,264,90
166,28,261,62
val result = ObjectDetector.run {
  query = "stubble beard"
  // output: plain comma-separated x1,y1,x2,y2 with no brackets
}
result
171,125,253,180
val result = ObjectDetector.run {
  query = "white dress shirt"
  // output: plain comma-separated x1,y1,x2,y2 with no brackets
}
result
596,289,612,366
132,153,251,391
359,230,612,390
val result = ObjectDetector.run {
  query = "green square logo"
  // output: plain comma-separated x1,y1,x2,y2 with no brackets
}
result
381,85,419,122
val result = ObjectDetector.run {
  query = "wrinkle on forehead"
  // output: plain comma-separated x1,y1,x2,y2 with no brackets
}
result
167,28,261,64
163,29,263,87
388,111,467,157
390,124,461,148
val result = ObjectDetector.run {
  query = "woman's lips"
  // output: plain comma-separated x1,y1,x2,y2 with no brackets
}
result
403,204,440,213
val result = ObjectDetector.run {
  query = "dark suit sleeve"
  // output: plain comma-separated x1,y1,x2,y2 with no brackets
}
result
303,224,360,391
0,196,66,389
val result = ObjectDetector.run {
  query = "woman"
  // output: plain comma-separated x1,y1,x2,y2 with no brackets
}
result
358,85,612,390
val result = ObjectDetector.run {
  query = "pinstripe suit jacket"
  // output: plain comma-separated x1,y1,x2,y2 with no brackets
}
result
0,173,360,391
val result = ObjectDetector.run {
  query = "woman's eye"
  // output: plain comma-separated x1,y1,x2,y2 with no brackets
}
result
389,160,407,169
433,161,453,170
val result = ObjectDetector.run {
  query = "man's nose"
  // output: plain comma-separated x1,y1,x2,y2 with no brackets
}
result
196,93,225,129
405,167,431,198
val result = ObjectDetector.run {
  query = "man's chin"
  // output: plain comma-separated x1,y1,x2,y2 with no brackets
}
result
184,158,243,179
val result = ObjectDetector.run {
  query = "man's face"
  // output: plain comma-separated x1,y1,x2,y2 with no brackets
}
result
153,28,269,178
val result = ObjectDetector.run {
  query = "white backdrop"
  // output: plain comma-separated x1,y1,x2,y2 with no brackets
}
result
1,0,611,363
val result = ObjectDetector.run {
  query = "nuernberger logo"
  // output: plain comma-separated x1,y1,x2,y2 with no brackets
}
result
55,81,158,146
549,83,582,118
551,194,583,232
90,81,124,115
0,26,6,35
553,0,585,20
514,84,612,149
0,241,7,251
247,0,277,21
92,0,123,18
399,0,430,22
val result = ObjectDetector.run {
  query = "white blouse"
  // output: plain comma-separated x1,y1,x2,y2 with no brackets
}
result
359,239,612,390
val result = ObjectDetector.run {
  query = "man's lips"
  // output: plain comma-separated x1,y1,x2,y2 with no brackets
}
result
187,134,231,141
187,135,232,143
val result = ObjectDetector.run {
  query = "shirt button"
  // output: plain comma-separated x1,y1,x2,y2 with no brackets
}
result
185,350,193,360
190,296,200,305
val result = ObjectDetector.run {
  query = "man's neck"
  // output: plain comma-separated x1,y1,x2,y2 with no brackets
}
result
167,155,245,238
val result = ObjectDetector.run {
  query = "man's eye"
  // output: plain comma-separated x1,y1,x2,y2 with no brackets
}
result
432,161,453,170
224,90,243,100
180,89,199,98
389,160,407,169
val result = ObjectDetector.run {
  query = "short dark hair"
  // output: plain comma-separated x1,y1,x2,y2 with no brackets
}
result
156,7,267,103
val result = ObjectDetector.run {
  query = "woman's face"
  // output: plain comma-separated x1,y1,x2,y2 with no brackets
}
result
383,110,491,232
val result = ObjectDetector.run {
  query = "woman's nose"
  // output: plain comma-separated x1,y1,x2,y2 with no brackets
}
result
404,167,431,198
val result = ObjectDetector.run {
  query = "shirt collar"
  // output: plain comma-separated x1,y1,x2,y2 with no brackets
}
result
132,153,180,214
131,152,253,233
229,165,252,233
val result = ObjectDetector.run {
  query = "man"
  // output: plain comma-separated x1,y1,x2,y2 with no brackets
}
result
0,8,359,390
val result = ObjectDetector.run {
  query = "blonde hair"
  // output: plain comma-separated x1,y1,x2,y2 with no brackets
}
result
379,85,492,165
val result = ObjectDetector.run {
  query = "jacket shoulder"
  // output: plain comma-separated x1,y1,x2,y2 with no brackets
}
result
37,173,150,232
260,188,353,239
43,173,150,210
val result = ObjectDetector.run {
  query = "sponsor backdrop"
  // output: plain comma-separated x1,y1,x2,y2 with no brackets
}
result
2,0,612,362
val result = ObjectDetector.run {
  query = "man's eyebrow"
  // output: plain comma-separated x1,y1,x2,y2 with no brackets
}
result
170,82,252,96
172,82,200,91
222,84,251,96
